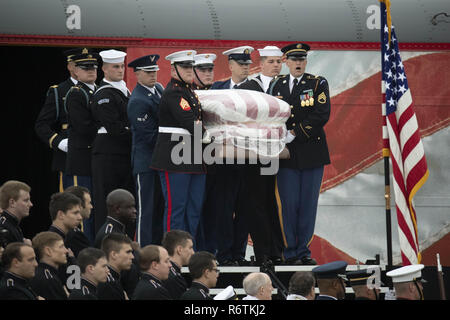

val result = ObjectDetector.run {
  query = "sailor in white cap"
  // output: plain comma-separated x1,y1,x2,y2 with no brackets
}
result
90,49,136,233
193,53,216,90
151,50,208,240
211,45,254,89
386,264,427,300
235,45,284,266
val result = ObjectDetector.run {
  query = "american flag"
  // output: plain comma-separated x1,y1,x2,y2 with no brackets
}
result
380,0,429,265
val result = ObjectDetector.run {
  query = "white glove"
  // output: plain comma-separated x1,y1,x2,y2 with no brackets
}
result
285,131,296,144
202,130,212,144
58,138,68,152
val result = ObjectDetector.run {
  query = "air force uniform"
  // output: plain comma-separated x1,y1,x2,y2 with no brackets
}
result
90,49,135,234
312,261,348,300
269,43,331,264
151,50,206,242
127,54,165,247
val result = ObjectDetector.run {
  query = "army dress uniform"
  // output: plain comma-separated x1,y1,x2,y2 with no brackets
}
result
30,262,68,300
0,210,25,245
0,271,38,300
90,49,135,234
269,43,331,265
161,260,188,299
180,281,213,300
132,272,172,300
151,50,206,241
127,54,165,247
68,277,98,300
35,50,78,190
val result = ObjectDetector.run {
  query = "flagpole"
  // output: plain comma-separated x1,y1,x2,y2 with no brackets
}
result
381,0,393,269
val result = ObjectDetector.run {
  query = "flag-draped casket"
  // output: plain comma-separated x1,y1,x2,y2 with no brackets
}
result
196,89,291,157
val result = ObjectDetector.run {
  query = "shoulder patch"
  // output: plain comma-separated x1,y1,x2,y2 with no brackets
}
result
98,98,110,105
179,97,191,111
0,216,6,224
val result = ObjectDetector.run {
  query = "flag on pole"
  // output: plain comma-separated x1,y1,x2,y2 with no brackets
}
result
380,0,429,265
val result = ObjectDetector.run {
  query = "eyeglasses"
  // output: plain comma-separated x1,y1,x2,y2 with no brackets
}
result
210,268,220,274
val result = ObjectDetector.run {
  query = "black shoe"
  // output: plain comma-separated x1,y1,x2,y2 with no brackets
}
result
234,259,252,266
284,257,302,265
270,257,284,265
299,256,317,265
219,259,238,266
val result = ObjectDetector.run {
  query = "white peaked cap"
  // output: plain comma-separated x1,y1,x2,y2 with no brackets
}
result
194,53,217,66
99,49,127,63
165,50,197,64
222,45,254,56
386,264,425,283
213,285,236,300
257,45,283,57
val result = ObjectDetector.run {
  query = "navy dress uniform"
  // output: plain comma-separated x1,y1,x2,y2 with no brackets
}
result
30,262,68,300
0,210,25,245
65,49,99,244
151,50,207,244
236,45,284,265
132,272,172,300
127,54,165,247
161,260,188,299
0,271,38,300
93,216,140,298
269,43,331,265
180,281,213,300
90,49,135,234
312,261,348,300
205,46,254,265
35,49,81,191
68,277,98,300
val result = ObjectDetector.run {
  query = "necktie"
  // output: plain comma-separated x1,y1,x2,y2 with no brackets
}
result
292,78,298,93
233,84,238,89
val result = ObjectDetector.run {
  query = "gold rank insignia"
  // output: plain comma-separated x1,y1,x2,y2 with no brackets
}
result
82,48,88,54
179,97,191,111
318,92,327,104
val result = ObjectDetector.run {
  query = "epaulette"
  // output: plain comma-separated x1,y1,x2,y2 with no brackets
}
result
50,84,59,89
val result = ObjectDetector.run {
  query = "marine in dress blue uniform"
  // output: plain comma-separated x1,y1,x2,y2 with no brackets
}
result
64,49,99,244
127,54,165,247
206,46,254,265
269,43,331,265
35,49,81,191
150,50,208,245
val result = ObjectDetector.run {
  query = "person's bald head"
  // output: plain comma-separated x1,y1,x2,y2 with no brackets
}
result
106,189,137,224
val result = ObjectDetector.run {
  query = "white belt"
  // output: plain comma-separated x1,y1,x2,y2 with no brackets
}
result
158,126,191,135
98,127,107,134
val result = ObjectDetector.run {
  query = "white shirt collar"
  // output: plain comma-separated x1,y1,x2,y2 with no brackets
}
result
70,77,77,85
81,82,95,92
141,84,156,94
259,74,273,92
289,73,304,92
242,295,259,300
230,78,247,89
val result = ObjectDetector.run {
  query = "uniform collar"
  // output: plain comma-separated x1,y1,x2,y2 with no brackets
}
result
3,271,30,285
106,216,126,232
39,262,59,274
80,81,96,92
170,260,181,273
259,74,273,92
49,224,67,238
171,77,192,88
107,265,121,280
142,272,163,284
286,294,308,300
81,277,98,290
230,78,247,89
191,281,210,293
2,210,20,226
70,77,78,85
242,295,259,300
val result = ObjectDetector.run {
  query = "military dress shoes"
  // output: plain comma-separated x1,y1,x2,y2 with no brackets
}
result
299,256,317,265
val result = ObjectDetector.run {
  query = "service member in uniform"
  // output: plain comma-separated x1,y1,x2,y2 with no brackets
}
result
192,53,216,90
97,233,134,300
30,232,69,300
206,46,254,265
161,229,194,299
64,49,99,244
269,43,331,265
127,54,165,247
312,260,348,300
0,180,33,246
386,264,426,300
68,247,109,300
0,242,39,300
151,50,208,244
90,49,135,235
180,251,219,300
237,45,284,265
34,48,80,191
346,268,382,300
132,245,172,300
